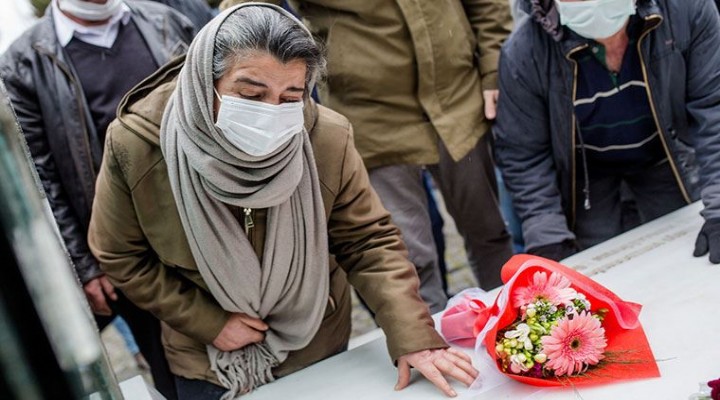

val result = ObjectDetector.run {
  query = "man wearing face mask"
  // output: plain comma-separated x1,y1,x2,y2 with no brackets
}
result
0,0,195,397
494,0,720,262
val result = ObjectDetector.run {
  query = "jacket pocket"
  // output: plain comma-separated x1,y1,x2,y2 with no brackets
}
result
670,135,700,197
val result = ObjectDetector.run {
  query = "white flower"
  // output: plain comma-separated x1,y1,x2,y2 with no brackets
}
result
534,353,547,363
510,354,530,373
505,323,533,350
574,293,592,310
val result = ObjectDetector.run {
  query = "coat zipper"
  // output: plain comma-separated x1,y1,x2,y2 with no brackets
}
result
637,15,692,204
243,208,255,236
565,43,590,228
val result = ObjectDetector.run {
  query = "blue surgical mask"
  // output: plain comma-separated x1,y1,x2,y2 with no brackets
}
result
555,0,636,40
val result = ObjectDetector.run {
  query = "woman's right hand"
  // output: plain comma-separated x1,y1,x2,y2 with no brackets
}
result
212,313,269,351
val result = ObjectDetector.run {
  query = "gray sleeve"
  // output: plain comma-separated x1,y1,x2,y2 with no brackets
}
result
684,1,720,221
494,40,575,250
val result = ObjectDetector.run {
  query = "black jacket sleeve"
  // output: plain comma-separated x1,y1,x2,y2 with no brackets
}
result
0,50,102,284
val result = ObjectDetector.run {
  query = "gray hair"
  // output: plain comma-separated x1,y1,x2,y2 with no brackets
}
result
212,7,326,91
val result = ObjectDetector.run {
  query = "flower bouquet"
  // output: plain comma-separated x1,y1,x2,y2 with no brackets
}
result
441,254,660,387
496,269,607,378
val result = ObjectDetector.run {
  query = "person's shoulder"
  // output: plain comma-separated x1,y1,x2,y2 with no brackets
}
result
127,0,180,15
105,81,171,190
315,105,353,136
648,0,713,48
0,17,57,86
127,0,194,27
128,1,196,41
659,0,704,11
653,0,708,23
310,104,353,156
503,18,551,62
105,117,166,190
0,17,53,66
309,104,355,192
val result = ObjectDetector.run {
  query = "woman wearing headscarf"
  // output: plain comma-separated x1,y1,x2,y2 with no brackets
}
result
88,3,477,399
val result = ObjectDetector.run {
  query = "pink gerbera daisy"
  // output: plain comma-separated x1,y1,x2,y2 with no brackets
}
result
541,311,607,376
512,271,577,308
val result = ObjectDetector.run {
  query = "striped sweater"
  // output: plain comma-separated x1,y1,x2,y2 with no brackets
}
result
573,16,666,178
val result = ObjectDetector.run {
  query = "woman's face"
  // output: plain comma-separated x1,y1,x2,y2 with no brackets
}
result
213,52,307,118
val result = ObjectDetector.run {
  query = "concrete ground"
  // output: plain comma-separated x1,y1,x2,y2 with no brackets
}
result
101,187,481,386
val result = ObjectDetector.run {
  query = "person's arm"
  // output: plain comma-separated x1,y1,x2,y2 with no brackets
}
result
163,3,199,42
494,41,576,254
88,128,231,344
0,52,103,286
326,127,477,397
462,0,513,119
327,128,445,359
683,1,720,263
165,0,215,32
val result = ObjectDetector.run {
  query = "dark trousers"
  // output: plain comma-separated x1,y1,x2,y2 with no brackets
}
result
369,135,513,313
575,160,688,249
427,136,513,291
423,170,449,296
95,291,177,400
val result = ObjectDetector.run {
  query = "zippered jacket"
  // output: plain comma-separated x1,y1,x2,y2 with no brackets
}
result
87,57,447,383
494,0,720,251
0,1,195,283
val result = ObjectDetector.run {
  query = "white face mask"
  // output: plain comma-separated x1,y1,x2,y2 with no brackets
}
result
58,0,123,22
214,90,305,157
555,0,636,40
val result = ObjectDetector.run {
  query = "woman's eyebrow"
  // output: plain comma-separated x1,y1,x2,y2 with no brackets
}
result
234,77,267,87
233,77,304,93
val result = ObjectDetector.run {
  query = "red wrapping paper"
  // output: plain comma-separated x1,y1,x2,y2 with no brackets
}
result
441,254,661,387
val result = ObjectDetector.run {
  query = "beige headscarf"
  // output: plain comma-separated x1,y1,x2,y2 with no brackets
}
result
160,4,329,398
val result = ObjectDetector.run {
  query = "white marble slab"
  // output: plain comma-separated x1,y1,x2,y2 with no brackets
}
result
244,202,720,400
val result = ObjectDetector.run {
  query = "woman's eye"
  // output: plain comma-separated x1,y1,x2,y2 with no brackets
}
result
281,98,302,104
240,94,262,100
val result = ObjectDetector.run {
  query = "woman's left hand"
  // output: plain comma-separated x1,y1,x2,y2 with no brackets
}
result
395,347,478,397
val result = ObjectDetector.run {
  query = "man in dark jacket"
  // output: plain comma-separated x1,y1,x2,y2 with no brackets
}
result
495,0,720,262
0,0,195,397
